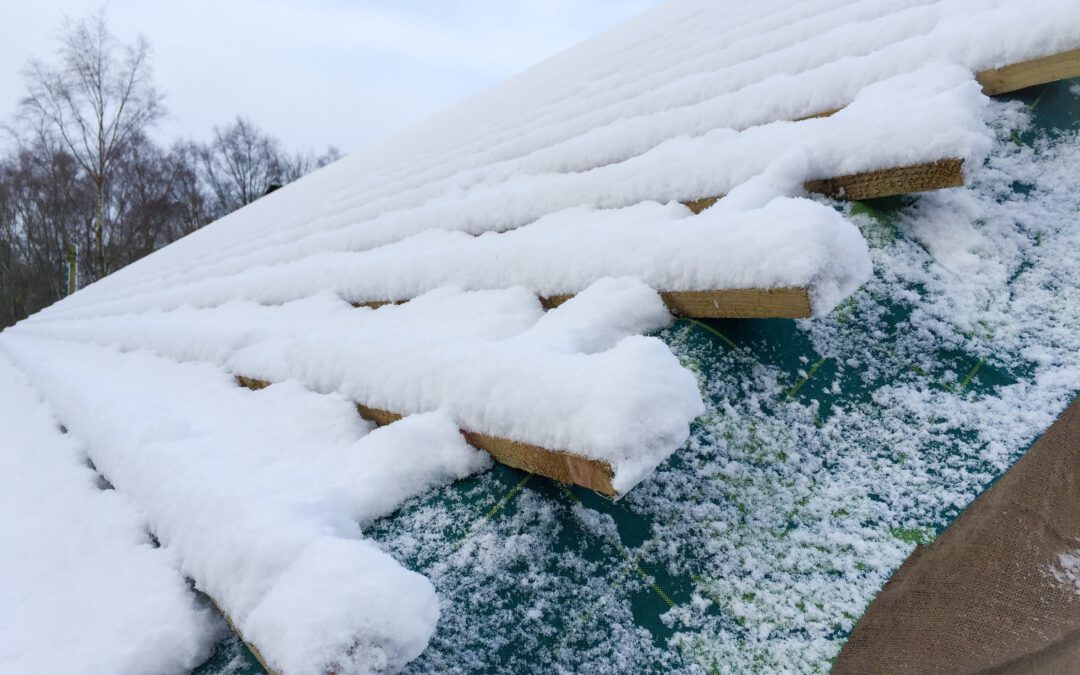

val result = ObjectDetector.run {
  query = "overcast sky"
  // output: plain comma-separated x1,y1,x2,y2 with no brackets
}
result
1,0,659,154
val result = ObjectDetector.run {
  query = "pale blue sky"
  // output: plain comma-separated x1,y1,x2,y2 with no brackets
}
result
1,0,659,153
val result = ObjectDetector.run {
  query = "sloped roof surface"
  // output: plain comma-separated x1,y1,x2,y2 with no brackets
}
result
2,1,1080,673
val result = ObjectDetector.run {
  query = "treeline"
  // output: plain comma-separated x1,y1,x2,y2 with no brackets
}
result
0,12,339,329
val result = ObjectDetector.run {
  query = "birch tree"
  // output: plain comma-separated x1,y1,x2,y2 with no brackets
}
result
19,10,164,279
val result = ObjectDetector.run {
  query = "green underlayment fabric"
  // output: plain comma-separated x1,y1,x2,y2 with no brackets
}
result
195,79,1080,674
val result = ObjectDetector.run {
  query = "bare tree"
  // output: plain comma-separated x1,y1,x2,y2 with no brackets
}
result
198,117,282,217
197,117,342,219
1,11,340,328
280,145,343,183
0,140,89,326
166,141,212,238
19,9,164,279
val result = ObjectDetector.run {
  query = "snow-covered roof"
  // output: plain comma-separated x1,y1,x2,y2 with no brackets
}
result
2,1,1080,673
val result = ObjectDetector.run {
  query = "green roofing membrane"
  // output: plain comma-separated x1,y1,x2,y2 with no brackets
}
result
196,78,1080,674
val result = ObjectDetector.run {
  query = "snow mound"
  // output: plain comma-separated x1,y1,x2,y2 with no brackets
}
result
0,352,217,675
0,335,489,675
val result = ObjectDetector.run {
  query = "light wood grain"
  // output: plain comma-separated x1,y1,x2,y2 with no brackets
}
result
685,158,964,212
681,196,723,214
543,287,812,319
803,158,964,201
354,404,616,496
359,288,811,319
355,403,617,496
235,374,273,391
977,48,1080,96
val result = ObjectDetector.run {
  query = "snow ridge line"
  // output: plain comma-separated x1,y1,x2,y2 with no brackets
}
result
0,332,485,674
0,343,219,674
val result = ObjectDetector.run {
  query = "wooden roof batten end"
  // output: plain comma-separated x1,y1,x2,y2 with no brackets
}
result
803,157,965,201
976,47,1080,96
236,376,618,497
545,287,812,319
236,374,273,391
354,403,618,497
683,158,965,214
356,286,812,320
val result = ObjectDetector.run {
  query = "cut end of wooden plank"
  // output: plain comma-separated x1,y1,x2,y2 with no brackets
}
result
803,158,964,201
544,287,812,319
977,47,1080,96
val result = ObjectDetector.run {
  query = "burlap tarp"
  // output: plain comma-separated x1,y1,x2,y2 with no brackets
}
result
834,398,1080,674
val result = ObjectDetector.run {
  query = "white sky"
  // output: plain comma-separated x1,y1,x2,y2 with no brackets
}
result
0,0,659,154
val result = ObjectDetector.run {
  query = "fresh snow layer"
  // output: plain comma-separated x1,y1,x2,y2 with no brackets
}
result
0,334,491,675
25,63,985,324
0,352,217,675
5,1,1080,672
33,198,872,321
12,279,705,495
39,0,1076,311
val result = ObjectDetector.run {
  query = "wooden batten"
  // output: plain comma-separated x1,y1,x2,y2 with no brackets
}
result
976,47,1080,96
684,158,965,212
356,404,617,496
681,196,723,214
236,376,617,496
353,300,397,310
803,158,964,201
797,49,1080,121
464,431,615,496
236,374,273,391
357,288,811,319
543,287,812,319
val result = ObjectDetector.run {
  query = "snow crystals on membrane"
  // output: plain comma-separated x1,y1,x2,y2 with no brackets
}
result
4,0,1080,672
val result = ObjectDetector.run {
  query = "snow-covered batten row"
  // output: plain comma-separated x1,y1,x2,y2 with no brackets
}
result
332,199,871,318
0,351,217,675
33,197,872,323
31,65,987,322
12,280,706,496
34,2,1080,310
0,332,495,675
4,1,1080,673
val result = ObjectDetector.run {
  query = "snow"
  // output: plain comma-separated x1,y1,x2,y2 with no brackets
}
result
28,198,871,320
1052,551,1080,596
3,0,1080,672
0,352,217,675
12,279,705,495
30,1,1077,318
23,64,989,323
0,334,490,675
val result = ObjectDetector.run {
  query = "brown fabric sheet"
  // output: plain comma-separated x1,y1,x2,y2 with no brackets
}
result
833,397,1080,675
